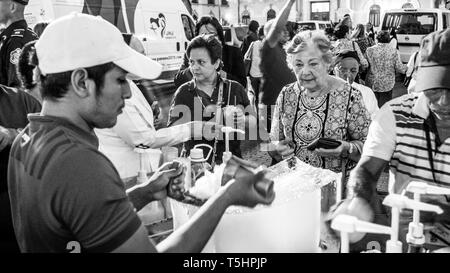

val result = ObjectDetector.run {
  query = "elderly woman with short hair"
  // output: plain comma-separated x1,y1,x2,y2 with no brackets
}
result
270,31,371,187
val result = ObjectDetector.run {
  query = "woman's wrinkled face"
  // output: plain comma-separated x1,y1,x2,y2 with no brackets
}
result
291,46,329,92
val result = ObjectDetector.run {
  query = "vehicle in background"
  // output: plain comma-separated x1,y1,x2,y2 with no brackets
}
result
223,24,248,48
24,0,196,87
295,20,332,32
381,8,450,63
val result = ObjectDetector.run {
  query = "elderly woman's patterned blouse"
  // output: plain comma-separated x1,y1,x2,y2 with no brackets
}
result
270,80,371,173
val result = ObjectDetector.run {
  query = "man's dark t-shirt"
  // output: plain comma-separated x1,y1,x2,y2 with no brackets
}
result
259,40,296,106
8,115,141,252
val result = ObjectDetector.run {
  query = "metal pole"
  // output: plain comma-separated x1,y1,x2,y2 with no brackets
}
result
238,0,241,24
218,0,221,23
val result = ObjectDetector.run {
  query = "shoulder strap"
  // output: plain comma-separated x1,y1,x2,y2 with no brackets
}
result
343,84,353,140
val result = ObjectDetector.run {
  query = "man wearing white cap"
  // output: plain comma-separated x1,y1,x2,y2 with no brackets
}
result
7,13,274,253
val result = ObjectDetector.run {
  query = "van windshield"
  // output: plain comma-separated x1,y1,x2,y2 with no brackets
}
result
382,12,437,35
297,23,316,30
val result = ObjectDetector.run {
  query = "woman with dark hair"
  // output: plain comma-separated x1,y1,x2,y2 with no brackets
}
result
17,41,41,102
33,22,49,38
332,23,368,71
350,23,374,54
169,34,256,165
241,20,259,56
174,16,247,89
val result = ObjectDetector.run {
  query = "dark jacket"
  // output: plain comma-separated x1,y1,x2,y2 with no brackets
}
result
0,20,38,87
174,44,247,89
240,31,258,57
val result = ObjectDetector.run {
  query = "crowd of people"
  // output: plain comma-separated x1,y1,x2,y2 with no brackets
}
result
0,0,449,253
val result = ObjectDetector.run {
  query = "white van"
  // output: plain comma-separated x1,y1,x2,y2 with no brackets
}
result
24,0,196,86
295,20,332,32
381,8,450,63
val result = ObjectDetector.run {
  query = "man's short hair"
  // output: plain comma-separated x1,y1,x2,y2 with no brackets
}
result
248,20,259,33
40,63,117,101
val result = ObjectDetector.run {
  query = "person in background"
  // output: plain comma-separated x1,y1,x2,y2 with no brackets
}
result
174,16,247,89
389,27,399,50
169,34,256,165
0,0,38,87
245,25,264,107
0,40,41,253
259,0,296,136
329,29,450,253
332,23,368,72
95,34,207,225
240,20,259,58
366,22,375,41
270,31,370,187
16,40,41,102
351,23,374,55
333,50,379,119
341,14,352,30
8,13,274,253
33,22,49,38
365,30,407,108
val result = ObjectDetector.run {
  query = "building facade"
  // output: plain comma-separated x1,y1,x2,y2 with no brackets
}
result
189,0,449,26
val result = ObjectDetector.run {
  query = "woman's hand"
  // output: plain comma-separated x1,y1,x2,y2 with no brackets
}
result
315,141,350,158
273,139,295,159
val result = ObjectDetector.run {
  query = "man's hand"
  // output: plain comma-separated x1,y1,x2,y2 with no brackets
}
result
327,197,375,243
273,139,295,159
0,126,17,151
135,161,185,202
223,170,275,208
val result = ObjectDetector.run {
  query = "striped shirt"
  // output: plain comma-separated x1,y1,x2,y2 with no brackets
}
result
8,115,141,252
364,93,450,194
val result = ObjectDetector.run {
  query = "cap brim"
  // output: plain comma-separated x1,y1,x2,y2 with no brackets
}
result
114,47,162,80
415,65,450,92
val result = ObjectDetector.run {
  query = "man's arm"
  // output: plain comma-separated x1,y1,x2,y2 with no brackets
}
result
266,0,296,48
114,171,274,253
348,156,389,202
174,53,193,89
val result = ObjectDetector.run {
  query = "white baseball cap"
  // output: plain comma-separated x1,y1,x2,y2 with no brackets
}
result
36,13,162,80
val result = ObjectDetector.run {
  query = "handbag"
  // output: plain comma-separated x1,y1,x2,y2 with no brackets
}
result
403,51,418,88
243,41,254,76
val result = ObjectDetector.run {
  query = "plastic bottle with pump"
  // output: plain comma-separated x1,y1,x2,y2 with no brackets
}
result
382,194,443,253
331,194,443,253
189,144,213,187
134,144,153,185
405,182,450,253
